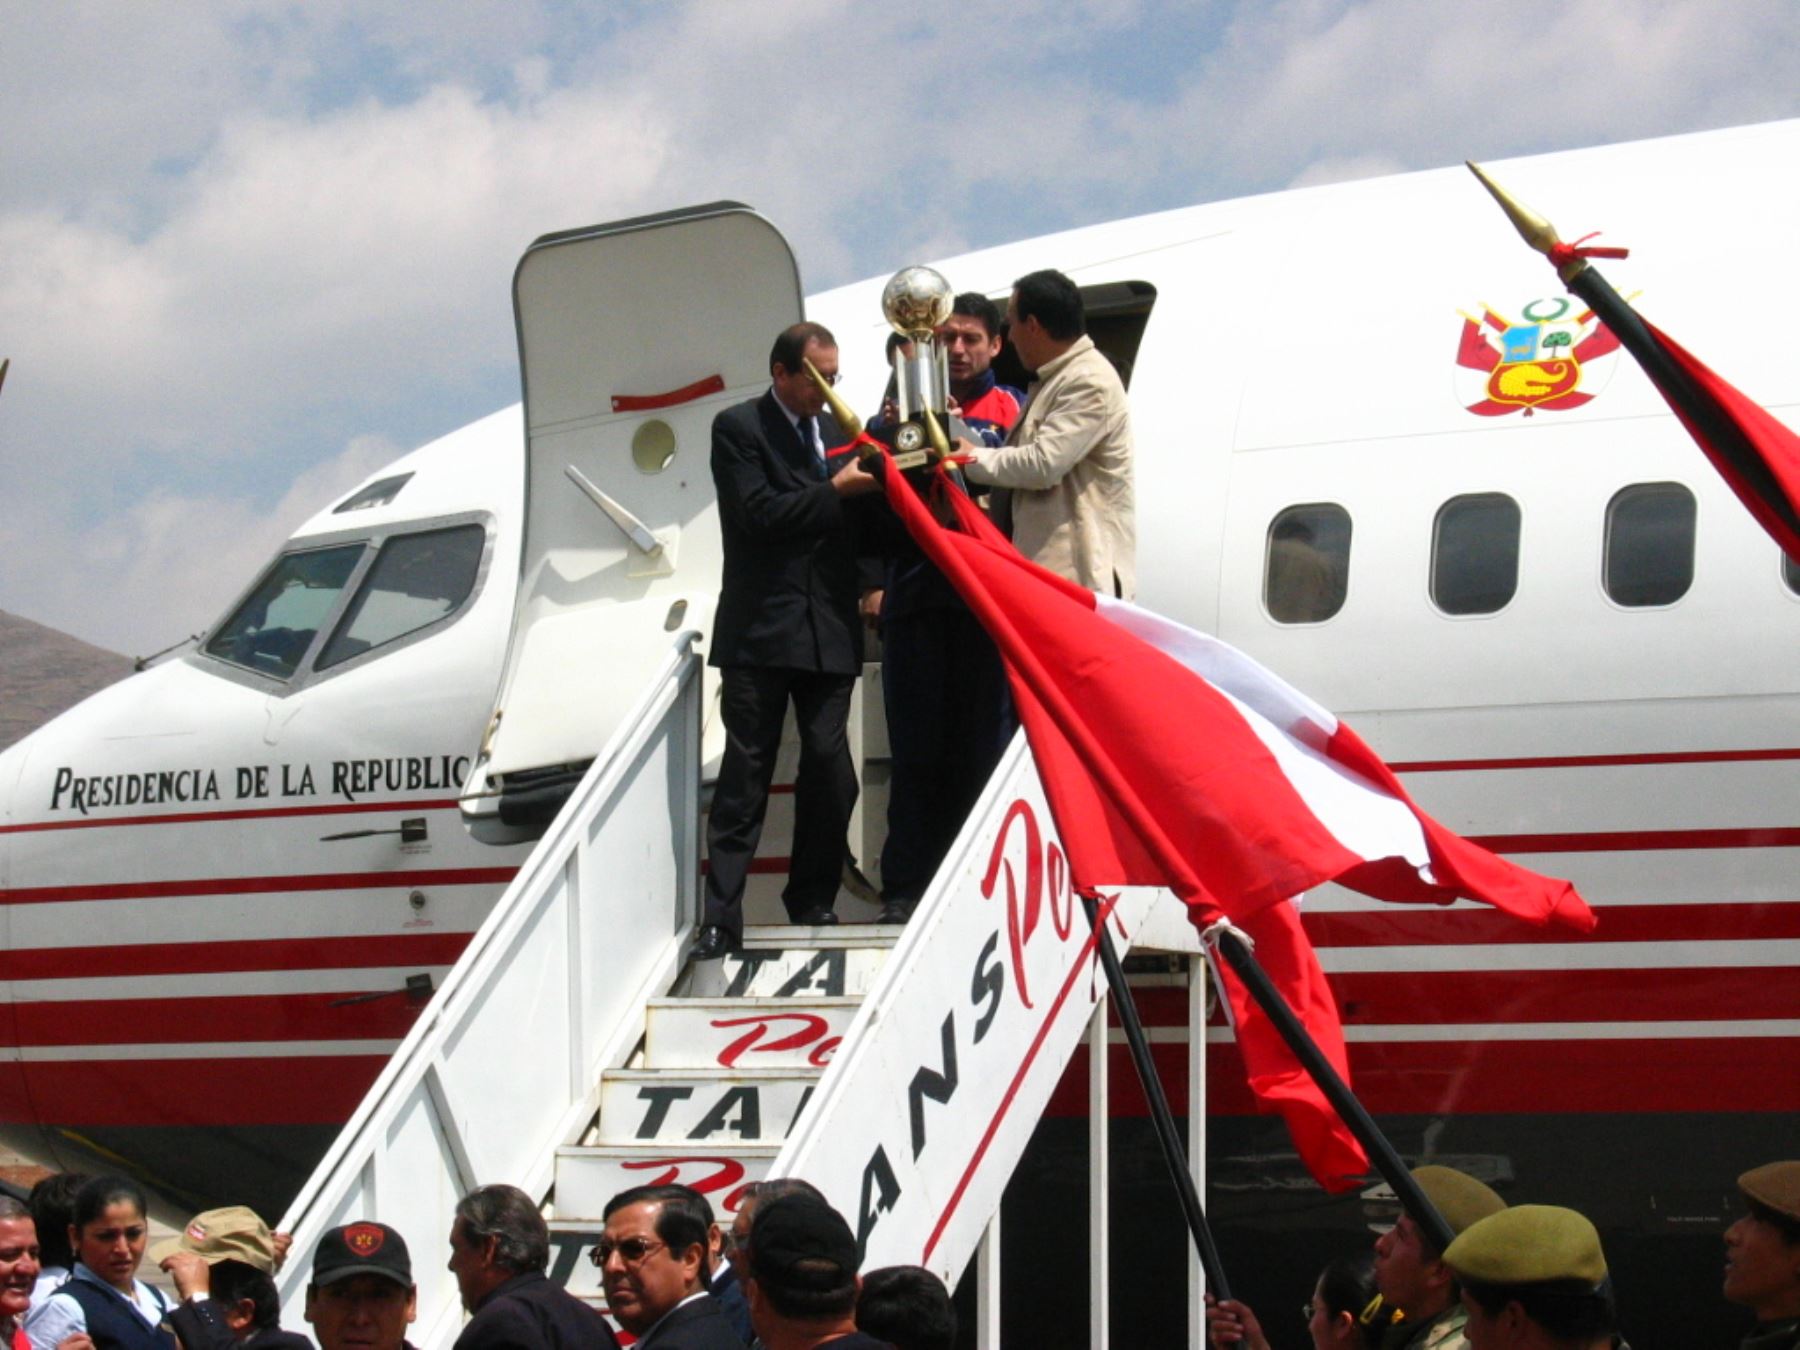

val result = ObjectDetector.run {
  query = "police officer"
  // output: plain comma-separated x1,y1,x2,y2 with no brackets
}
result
1724,1162,1800,1350
1442,1205,1625,1349
1373,1166,1507,1350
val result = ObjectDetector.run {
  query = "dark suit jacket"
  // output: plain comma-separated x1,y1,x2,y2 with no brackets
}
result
709,392,865,675
633,1293,747,1350
707,1265,753,1346
453,1271,621,1350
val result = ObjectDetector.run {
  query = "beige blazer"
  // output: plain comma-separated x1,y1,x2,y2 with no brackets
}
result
963,335,1135,598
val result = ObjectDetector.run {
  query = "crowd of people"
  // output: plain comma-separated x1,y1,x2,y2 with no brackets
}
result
0,1171,956,1350
0,1159,1791,1348
693,268,1135,959
1204,1160,1800,1350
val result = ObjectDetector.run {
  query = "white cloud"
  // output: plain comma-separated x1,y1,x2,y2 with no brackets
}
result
0,0,1796,652
0,434,402,656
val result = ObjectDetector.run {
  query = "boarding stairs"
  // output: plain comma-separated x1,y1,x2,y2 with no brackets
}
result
274,634,1211,1347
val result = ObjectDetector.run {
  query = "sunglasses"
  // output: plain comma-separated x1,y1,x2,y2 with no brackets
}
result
589,1236,664,1266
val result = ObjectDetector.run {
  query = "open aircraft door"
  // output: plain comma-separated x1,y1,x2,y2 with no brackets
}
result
465,203,803,833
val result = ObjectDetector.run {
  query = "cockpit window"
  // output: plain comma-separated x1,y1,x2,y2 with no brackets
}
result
204,544,366,679
333,473,414,513
316,524,485,670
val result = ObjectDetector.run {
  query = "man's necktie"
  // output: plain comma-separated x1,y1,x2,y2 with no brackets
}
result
798,416,822,477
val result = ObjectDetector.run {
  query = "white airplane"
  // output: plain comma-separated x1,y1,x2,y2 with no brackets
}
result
2,120,1796,1342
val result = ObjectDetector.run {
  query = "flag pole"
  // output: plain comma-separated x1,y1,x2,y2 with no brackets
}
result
1206,924,1457,1254
1082,895,1234,1300
1465,162,1800,549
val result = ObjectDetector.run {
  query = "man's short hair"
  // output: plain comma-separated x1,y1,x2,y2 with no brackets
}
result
856,1265,956,1350
211,1259,282,1332
28,1173,87,1270
455,1184,549,1275
0,1197,29,1224
602,1185,713,1288
1011,270,1084,341
1747,1197,1800,1245
742,1178,825,1211
770,322,837,376
1461,1278,1618,1341
748,1194,858,1323
950,292,1004,339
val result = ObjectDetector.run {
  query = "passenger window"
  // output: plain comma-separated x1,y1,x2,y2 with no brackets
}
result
317,524,486,670
205,544,366,679
1265,504,1350,623
1432,493,1521,615
1604,482,1695,606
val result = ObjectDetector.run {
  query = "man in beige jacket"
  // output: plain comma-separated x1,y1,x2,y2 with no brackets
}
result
957,269,1135,598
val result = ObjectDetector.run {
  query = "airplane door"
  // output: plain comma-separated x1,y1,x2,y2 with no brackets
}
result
469,203,803,828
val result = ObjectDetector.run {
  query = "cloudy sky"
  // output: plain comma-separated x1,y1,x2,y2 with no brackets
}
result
2,0,1797,654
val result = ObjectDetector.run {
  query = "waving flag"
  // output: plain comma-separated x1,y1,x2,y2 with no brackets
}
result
1465,162,1800,560
874,457,1593,1188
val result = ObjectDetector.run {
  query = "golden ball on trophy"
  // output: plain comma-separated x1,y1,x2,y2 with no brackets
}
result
881,265,955,341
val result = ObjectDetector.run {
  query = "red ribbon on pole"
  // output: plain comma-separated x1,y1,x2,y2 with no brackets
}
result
1549,230,1630,269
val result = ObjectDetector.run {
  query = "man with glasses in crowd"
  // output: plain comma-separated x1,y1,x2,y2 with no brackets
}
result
593,1187,745,1348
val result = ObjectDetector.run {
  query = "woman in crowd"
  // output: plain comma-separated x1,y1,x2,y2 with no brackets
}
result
1209,1251,1388,1350
24,1177,174,1350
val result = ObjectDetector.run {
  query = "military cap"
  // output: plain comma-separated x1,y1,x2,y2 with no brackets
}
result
1443,1205,1608,1287
1412,1165,1507,1238
1738,1161,1800,1223
148,1205,278,1272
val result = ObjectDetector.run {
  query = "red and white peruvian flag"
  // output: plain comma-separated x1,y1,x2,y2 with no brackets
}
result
873,454,1594,1189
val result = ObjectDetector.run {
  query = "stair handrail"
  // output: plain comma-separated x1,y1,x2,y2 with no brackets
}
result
772,732,1167,1287
274,632,706,1346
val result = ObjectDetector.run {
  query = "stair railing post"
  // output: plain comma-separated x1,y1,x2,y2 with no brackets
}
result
1081,895,1232,1301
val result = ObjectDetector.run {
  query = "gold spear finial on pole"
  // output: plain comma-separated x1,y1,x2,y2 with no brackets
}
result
1466,161,1589,284
920,406,952,461
802,356,873,453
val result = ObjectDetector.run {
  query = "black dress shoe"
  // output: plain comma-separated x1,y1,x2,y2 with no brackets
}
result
877,899,915,925
789,907,839,926
691,925,740,960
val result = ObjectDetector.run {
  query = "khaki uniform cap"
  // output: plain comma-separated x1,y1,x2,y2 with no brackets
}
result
147,1205,277,1272
1413,1165,1507,1237
1738,1161,1800,1223
1443,1205,1608,1287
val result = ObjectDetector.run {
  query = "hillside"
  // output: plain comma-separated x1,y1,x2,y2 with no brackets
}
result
0,610,133,750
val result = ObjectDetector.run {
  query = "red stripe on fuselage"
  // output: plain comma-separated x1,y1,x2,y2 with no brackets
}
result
0,932,474,981
0,798,464,835
0,866,519,906
1389,747,1800,773
1043,1034,1800,1118
1469,827,1800,853
11,991,429,1047
1301,900,1800,947
1129,965,1800,1028
0,1056,388,1126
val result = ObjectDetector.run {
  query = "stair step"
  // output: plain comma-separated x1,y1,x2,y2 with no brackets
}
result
554,1141,779,1220
680,934,897,999
643,996,862,1070
596,1068,821,1144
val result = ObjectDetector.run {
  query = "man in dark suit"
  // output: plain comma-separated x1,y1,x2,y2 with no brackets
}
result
595,1187,746,1349
696,322,882,960
447,1184,620,1350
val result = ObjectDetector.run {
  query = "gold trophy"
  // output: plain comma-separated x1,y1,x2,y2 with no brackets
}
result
800,264,959,475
